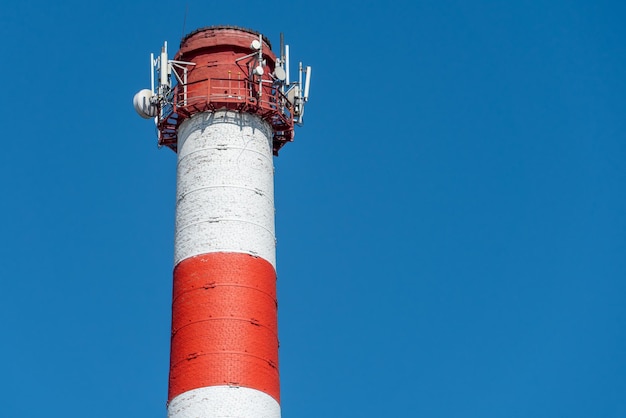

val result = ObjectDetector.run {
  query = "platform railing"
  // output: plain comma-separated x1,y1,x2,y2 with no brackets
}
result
157,77,295,154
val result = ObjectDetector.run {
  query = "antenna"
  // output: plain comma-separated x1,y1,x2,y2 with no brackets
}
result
285,45,290,85
280,33,284,65
133,89,157,119
150,53,155,94
160,42,169,88
277,37,312,125
304,66,311,101
298,61,303,94
135,40,195,126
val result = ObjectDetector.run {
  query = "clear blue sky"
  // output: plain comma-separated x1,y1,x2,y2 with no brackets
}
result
1,1,624,417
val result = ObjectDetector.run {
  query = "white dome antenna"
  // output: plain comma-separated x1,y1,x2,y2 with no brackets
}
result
273,66,286,81
133,89,157,119
253,65,264,76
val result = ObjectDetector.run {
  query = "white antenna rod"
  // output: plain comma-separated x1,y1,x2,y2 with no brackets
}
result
285,45,290,85
299,61,303,98
150,53,155,94
304,66,311,101
280,33,284,65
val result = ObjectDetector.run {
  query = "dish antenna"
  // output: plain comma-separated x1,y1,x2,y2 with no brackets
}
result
133,89,157,119
273,66,286,82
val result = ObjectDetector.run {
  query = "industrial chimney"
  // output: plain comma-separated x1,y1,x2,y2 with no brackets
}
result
133,26,311,418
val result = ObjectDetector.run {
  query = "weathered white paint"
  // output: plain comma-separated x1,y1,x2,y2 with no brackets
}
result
168,386,281,418
174,111,276,268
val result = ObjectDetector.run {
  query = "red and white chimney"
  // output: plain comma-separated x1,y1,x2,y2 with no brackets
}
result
134,26,311,418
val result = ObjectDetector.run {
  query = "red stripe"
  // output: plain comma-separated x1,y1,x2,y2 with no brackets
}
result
168,253,280,402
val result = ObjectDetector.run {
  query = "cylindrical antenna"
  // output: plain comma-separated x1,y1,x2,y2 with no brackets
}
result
304,66,311,100
285,45,290,85
150,53,155,94
280,33,284,64
299,61,303,98
160,42,169,87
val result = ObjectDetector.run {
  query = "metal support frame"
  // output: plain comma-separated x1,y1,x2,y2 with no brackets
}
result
141,33,310,155
156,76,295,155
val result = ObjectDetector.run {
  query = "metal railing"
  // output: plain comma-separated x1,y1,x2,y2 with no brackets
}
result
157,77,295,154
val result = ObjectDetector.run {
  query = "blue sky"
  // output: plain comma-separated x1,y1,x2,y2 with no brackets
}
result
1,1,625,417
